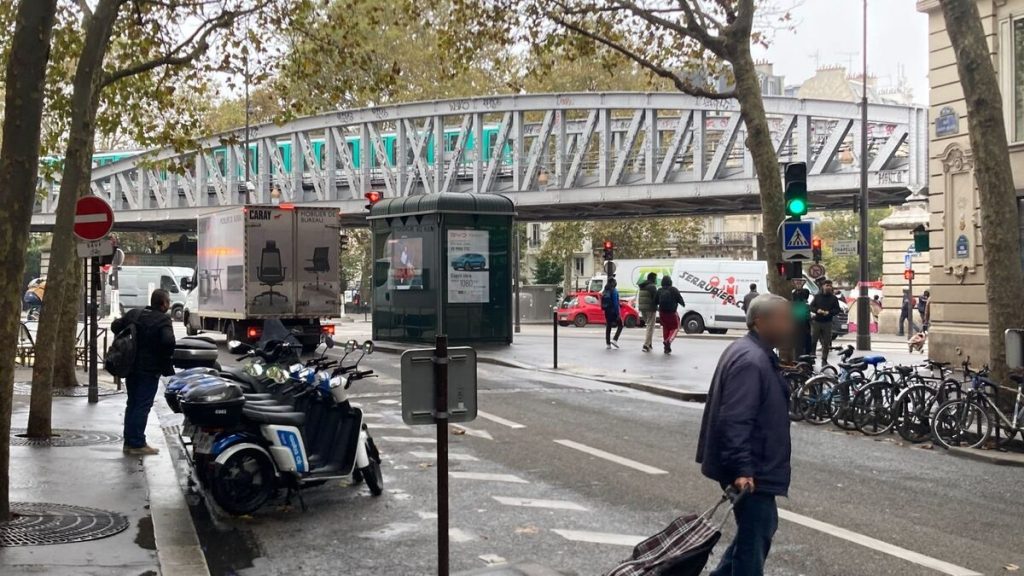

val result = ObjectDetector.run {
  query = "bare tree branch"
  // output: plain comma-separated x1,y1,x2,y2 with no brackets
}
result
677,1,728,55
76,0,94,21
550,14,734,100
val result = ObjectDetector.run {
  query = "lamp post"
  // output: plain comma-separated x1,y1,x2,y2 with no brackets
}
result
243,51,252,205
857,0,872,351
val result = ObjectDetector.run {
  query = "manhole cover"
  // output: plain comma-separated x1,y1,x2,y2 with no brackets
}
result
12,382,123,397
10,429,122,447
0,502,129,546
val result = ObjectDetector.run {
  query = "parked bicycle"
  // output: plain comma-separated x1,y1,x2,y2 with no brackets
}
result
932,363,1024,450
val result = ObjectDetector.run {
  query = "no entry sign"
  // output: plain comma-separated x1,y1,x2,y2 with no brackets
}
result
74,196,114,241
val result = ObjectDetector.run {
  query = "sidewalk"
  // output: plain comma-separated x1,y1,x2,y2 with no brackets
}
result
4,367,208,576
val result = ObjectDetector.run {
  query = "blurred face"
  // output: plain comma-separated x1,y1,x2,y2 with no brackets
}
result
754,301,794,349
823,283,834,295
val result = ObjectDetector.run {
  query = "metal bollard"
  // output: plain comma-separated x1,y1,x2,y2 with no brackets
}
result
552,308,558,369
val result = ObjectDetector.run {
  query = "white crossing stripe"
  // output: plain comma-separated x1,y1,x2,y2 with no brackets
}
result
380,436,436,444
449,528,475,543
477,411,526,429
378,399,400,405
552,529,644,547
553,439,668,475
74,213,109,224
409,451,479,462
777,509,983,576
492,496,587,511
367,424,411,431
449,472,528,484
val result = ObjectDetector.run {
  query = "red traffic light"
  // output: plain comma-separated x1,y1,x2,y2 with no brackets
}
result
903,269,915,281
365,191,382,204
603,240,613,250
811,236,822,250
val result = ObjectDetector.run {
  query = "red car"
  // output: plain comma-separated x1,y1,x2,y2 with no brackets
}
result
557,292,642,328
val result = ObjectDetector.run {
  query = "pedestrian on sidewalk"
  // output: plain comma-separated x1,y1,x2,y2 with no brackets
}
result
696,294,793,576
741,283,759,313
916,290,930,328
602,278,623,349
809,280,841,364
898,289,915,337
656,276,685,354
638,272,659,352
112,289,175,456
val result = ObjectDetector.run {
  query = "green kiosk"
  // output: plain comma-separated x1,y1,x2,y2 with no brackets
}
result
368,193,516,344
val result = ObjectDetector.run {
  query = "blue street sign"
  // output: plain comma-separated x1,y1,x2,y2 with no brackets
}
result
782,220,813,261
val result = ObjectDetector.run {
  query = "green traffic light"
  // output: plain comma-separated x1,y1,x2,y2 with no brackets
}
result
787,197,807,216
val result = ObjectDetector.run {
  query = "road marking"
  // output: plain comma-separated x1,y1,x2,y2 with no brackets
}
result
553,439,668,475
416,511,438,520
367,423,411,431
451,424,494,440
492,496,588,511
378,399,400,405
552,529,644,547
380,436,436,444
479,554,507,566
449,471,528,484
409,451,479,462
477,411,526,429
777,509,983,576
449,528,475,543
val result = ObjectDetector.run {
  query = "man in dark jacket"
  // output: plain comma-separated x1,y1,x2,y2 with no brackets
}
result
656,276,685,354
112,289,175,455
697,294,793,576
601,278,623,349
741,283,759,313
637,272,659,352
809,280,842,364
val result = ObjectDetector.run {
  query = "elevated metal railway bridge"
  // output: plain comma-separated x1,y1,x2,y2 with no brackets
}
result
31,92,927,230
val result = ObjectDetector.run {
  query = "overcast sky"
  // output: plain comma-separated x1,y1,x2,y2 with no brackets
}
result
754,0,930,104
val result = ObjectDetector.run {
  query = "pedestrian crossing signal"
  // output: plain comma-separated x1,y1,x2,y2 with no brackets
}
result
784,162,808,217
904,269,915,281
812,236,822,262
364,191,383,211
776,261,803,280
602,240,614,261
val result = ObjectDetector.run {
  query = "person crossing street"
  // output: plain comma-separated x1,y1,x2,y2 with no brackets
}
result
602,278,624,349
638,272,659,352
656,276,685,354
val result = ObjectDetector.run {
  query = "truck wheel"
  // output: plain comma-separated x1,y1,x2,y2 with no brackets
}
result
682,313,705,334
184,313,198,336
224,321,237,344
171,305,184,322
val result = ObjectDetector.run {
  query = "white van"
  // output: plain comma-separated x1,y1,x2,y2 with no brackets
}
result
116,265,194,320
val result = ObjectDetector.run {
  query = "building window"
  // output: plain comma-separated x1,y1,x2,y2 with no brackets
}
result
530,223,541,247
574,257,585,276
1001,16,1024,142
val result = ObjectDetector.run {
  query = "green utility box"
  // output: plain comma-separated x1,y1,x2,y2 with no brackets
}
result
368,193,516,344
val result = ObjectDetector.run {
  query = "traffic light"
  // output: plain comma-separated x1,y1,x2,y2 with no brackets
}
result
784,162,808,218
904,269,915,281
812,236,823,262
776,261,803,280
364,190,383,211
602,240,614,261
340,233,350,252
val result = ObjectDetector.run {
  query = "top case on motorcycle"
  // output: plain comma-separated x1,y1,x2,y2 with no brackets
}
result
242,406,305,427
173,337,219,369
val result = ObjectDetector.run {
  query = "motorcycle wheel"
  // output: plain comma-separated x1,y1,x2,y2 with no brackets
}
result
210,448,276,515
360,437,383,496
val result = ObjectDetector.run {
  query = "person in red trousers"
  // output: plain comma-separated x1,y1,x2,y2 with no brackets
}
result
656,276,685,354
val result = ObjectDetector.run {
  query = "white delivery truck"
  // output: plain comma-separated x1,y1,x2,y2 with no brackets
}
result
183,205,342,351
116,265,194,320
588,259,848,335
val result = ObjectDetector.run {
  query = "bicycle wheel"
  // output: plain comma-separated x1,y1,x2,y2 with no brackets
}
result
797,376,836,425
894,385,938,443
853,381,898,436
829,379,861,430
785,373,806,422
932,399,991,449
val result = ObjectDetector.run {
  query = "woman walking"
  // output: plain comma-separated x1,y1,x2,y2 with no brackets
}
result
656,276,685,354
602,278,624,349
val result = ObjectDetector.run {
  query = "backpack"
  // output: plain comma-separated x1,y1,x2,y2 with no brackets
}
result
104,320,138,377
658,287,684,313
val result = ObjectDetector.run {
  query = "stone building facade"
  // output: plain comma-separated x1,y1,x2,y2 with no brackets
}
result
917,0,1024,363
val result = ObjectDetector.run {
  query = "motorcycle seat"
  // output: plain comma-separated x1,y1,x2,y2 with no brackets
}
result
244,404,295,413
244,393,273,401
242,407,305,427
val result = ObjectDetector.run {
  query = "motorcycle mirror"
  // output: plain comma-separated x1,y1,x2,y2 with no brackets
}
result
266,365,288,384
345,339,358,353
228,340,251,354
362,340,374,355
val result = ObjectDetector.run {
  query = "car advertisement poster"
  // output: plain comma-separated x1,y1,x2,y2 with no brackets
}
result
295,207,341,316
447,229,489,303
246,206,295,316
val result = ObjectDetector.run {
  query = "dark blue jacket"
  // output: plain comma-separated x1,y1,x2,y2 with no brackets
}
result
695,331,792,496
601,288,621,319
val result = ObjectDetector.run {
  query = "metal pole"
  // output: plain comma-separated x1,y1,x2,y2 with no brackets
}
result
856,0,872,351
243,53,251,205
433,334,449,576
514,231,521,334
552,309,558,369
907,276,914,336
88,257,99,404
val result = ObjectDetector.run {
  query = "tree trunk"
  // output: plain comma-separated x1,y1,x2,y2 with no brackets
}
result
28,0,121,438
0,0,59,522
730,51,786,297
940,0,1024,385
53,258,83,389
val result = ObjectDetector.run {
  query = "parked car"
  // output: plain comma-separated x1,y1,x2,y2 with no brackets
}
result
557,291,642,328
452,252,487,271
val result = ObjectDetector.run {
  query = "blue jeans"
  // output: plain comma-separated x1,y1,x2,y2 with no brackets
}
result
124,372,160,448
710,492,778,576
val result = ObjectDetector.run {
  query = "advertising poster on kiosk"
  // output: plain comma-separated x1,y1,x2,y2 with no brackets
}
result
390,237,424,290
295,207,342,316
246,206,295,315
447,229,489,303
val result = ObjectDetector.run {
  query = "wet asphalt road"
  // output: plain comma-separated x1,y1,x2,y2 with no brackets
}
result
169,341,1024,576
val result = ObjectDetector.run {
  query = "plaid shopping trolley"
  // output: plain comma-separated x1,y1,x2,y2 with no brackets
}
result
605,489,742,576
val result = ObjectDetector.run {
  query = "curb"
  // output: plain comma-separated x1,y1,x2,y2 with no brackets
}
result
145,425,211,576
947,446,1024,468
373,344,707,403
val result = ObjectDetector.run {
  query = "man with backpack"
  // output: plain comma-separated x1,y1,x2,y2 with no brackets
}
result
656,276,685,354
637,272,659,352
110,289,175,456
